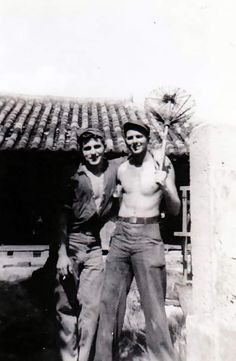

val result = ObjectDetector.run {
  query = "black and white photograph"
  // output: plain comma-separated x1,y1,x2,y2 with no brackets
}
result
0,1,235,361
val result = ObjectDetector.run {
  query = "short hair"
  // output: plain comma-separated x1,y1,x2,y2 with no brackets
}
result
79,133,105,148
77,128,105,148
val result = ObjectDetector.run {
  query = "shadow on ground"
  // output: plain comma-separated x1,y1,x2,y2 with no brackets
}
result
0,278,56,361
0,262,186,361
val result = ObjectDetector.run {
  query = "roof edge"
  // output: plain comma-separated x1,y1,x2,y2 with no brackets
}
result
0,92,134,105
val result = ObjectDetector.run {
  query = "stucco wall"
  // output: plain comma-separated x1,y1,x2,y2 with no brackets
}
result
187,123,236,361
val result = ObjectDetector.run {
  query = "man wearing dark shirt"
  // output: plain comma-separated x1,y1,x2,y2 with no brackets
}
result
55,128,122,361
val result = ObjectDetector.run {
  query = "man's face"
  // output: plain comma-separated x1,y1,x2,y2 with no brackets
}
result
125,129,149,155
81,137,105,166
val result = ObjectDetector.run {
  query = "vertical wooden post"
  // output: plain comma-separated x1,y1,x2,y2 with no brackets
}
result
174,186,191,283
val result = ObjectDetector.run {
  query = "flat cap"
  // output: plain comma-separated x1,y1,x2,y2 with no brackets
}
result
77,127,105,140
123,119,150,138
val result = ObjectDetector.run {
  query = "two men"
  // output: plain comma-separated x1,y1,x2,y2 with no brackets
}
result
55,119,180,361
95,120,180,361
55,128,122,361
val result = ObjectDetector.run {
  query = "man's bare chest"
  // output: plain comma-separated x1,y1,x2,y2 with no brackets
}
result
121,162,158,195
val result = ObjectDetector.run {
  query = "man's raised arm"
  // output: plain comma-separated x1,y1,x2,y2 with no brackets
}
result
152,151,181,216
161,161,181,216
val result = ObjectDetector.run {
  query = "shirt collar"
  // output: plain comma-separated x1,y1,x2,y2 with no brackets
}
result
77,163,88,175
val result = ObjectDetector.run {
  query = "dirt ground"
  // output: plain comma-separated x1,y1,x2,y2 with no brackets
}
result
0,248,187,361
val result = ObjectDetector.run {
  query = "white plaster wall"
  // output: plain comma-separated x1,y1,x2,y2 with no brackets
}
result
190,125,214,314
191,123,236,313
189,123,236,361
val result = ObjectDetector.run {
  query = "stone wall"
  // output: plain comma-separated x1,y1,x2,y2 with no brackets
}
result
187,123,236,361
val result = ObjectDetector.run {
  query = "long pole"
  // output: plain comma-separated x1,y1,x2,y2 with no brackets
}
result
159,123,170,171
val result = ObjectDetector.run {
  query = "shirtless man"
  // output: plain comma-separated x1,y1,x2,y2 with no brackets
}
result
55,128,123,361
95,119,180,361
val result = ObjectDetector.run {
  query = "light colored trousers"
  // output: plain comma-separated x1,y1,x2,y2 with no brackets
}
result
95,221,177,361
55,233,104,361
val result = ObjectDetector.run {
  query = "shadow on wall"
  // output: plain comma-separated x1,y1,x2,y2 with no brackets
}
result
0,151,79,246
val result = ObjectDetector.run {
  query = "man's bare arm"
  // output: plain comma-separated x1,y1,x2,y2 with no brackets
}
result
161,162,181,216
113,164,124,198
154,155,181,216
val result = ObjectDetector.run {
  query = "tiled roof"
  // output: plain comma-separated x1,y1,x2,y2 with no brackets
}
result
0,95,192,155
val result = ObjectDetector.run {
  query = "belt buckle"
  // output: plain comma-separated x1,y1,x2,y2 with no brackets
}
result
129,217,138,224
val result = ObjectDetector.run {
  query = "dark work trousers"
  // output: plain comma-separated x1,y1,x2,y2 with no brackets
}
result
95,221,177,361
55,233,104,361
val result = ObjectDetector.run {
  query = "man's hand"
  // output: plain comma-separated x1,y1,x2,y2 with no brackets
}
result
155,170,168,190
113,184,123,198
56,254,73,279
151,149,172,173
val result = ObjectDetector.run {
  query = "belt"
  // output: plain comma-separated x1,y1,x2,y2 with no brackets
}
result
117,216,160,224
